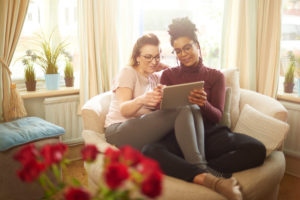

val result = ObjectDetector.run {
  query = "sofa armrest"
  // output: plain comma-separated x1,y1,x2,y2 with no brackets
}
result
82,130,115,152
239,89,288,122
81,92,112,134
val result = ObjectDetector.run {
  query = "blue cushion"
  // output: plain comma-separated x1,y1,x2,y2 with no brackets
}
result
0,117,65,151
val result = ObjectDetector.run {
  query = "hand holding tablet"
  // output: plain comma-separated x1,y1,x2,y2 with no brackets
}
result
160,81,204,110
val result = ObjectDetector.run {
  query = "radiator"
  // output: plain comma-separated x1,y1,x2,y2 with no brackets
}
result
280,101,300,158
44,95,83,145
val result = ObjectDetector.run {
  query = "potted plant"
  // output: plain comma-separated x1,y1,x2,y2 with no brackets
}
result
284,51,296,93
64,59,74,87
23,59,36,91
20,50,37,91
33,32,68,90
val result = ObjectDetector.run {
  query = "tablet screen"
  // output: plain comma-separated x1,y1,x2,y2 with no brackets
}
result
160,81,204,110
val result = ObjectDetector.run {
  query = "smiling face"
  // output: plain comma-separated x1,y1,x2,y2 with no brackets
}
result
136,44,160,76
173,36,200,67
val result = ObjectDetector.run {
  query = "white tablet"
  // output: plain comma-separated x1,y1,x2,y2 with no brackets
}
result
160,81,204,110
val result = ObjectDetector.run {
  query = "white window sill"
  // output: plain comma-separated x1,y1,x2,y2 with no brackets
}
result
20,87,79,99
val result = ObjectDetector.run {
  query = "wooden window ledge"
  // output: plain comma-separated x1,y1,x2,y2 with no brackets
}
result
277,91,300,104
20,87,79,99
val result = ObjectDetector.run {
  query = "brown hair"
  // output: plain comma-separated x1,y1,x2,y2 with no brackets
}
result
129,33,160,67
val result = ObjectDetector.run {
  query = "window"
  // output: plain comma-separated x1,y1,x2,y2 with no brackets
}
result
10,0,79,90
141,0,224,69
279,0,300,93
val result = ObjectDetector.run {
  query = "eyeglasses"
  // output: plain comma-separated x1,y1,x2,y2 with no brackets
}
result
140,54,161,62
172,42,195,56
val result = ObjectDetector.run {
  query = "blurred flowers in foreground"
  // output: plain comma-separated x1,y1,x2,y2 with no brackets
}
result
14,143,163,200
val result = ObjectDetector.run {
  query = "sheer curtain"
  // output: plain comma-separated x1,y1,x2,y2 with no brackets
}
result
0,0,29,121
78,0,139,110
256,0,282,96
221,0,282,97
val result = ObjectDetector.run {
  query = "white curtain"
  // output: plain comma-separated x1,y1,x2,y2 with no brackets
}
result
78,0,139,110
221,0,282,97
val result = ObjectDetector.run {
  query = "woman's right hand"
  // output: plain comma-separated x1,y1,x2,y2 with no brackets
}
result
138,90,162,108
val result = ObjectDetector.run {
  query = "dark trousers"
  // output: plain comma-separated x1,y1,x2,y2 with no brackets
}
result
142,125,266,182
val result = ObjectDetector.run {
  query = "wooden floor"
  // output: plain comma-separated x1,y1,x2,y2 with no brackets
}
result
64,159,300,200
278,174,300,200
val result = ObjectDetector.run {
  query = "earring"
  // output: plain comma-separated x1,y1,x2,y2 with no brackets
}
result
137,61,140,65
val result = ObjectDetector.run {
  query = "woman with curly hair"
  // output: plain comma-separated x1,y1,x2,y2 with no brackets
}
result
142,17,266,200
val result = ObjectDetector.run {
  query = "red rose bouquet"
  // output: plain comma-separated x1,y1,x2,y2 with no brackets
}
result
14,143,163,200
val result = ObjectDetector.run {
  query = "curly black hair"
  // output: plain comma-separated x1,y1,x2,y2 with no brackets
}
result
168,17,199,47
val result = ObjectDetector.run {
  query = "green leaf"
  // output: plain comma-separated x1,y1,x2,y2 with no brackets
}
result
71,178,82,187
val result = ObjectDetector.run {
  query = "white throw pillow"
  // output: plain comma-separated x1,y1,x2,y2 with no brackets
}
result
234,104,289,156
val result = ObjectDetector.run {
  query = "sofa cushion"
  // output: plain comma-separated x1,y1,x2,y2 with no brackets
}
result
221,68,240,130
233,104,289,156
0,117,65,151
219,87,232,128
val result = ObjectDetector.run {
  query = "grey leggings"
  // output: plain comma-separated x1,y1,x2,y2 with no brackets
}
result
105,105,206,166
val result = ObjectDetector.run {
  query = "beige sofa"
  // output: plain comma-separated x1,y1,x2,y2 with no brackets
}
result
81,70,288,200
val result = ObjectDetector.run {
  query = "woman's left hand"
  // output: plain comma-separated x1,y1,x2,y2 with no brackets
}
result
188,88,207,107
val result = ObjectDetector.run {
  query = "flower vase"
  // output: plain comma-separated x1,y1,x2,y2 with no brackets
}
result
45,74,60,90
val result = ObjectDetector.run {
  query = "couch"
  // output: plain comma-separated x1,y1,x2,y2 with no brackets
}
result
81,69,288,200
0,117,65,200
0,137,61,200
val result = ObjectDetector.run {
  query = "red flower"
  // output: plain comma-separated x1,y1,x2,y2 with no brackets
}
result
40,143,68,167
120,145,143,166
64,187,91,200
17,160,45,182
105,162,129,189
138,157,162,175
14,144,39,165
141,170,163,198
81,145,99,162
104,147,120,163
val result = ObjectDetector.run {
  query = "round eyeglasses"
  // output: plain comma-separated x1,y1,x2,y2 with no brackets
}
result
172,42,195,56
141,54,161,62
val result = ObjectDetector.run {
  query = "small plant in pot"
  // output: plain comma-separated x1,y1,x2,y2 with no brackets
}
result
21,50,37,91
33,31,68,90
284,51,296,93
64,59,74,87
23,59,36,91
